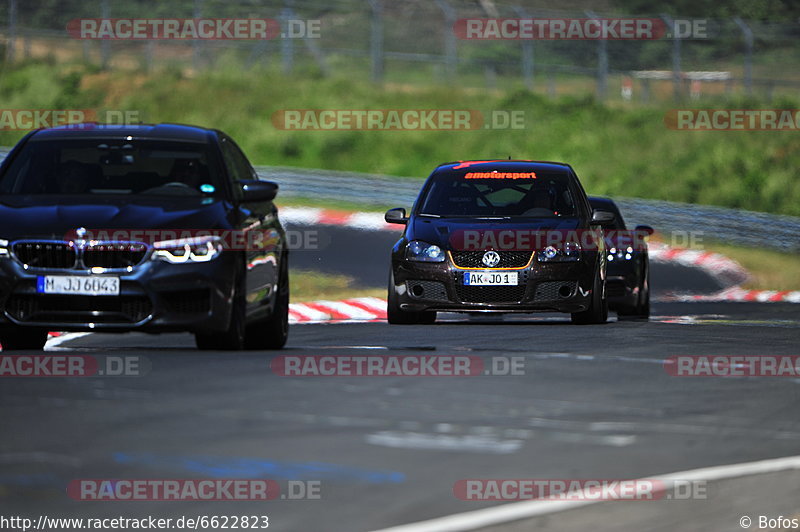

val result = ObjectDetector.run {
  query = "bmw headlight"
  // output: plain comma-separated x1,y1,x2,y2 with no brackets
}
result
405,241,445,262
537,242,581,262
153,236,223,264
0,239,8,258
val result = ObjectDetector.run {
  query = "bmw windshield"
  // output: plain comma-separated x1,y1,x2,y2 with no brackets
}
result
0,138,225,198
417,166,580,218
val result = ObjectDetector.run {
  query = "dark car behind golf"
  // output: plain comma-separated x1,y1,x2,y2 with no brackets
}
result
589,196,653,319
386,160,616,325
0,123,289,350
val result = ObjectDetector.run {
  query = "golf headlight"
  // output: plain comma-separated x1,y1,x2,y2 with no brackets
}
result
0,239,8,258
537,242,581,262
153,236,223,264
406,241,445,262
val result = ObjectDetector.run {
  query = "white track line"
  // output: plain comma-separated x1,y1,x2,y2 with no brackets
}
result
370,454,800,532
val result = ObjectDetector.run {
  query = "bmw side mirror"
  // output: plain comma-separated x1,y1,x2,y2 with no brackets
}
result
385,208,408,225
240,180,278,202
591,209,615,226
635,224,655,236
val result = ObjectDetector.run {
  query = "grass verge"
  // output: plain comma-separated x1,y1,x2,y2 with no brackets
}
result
290,269,384,303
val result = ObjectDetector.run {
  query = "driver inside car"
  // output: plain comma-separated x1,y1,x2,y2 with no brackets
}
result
56,161,92,194
168,158,205,189
518,187,555,216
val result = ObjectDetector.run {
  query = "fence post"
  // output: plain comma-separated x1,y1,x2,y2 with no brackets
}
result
733,17,753,96
369,0,384,84
101,0,110,69
281,0,295,74
193,0,204,71
7,0,16,63
661,14,681,102
513,6,534,91
586,10,607,101
434,0,457,80
641,78,650,103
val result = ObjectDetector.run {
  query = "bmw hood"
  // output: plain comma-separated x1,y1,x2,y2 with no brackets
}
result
0,195,235,241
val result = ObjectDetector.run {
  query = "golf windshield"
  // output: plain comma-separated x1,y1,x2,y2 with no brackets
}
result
418,167,578,217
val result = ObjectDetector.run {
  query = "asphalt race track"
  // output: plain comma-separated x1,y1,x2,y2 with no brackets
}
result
1,226,799,531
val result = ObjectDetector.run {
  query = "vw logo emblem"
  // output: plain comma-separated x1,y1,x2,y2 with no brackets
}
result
75,227,87,238
482,251,500,267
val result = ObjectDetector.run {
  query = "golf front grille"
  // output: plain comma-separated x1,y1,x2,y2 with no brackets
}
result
455,284,527,303
450,251,532,269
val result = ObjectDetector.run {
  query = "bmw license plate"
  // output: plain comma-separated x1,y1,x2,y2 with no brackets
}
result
37,276,120,296
463,271,518,286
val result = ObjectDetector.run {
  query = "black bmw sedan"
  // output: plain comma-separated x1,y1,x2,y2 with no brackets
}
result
0,124,289,350
386,160,616,325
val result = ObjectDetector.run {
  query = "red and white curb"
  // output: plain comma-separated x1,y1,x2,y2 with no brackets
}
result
290,297,386,324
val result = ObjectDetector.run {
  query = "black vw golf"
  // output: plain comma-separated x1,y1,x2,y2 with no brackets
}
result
0,124,289,350
386,160,615,324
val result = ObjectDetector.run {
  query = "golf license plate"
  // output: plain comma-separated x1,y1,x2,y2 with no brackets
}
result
463,271,518,286
37,276,120,296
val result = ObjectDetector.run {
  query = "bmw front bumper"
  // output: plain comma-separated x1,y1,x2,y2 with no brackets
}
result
0,254,237,333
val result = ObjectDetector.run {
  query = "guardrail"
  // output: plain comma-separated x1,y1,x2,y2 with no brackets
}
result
1,149,796,251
